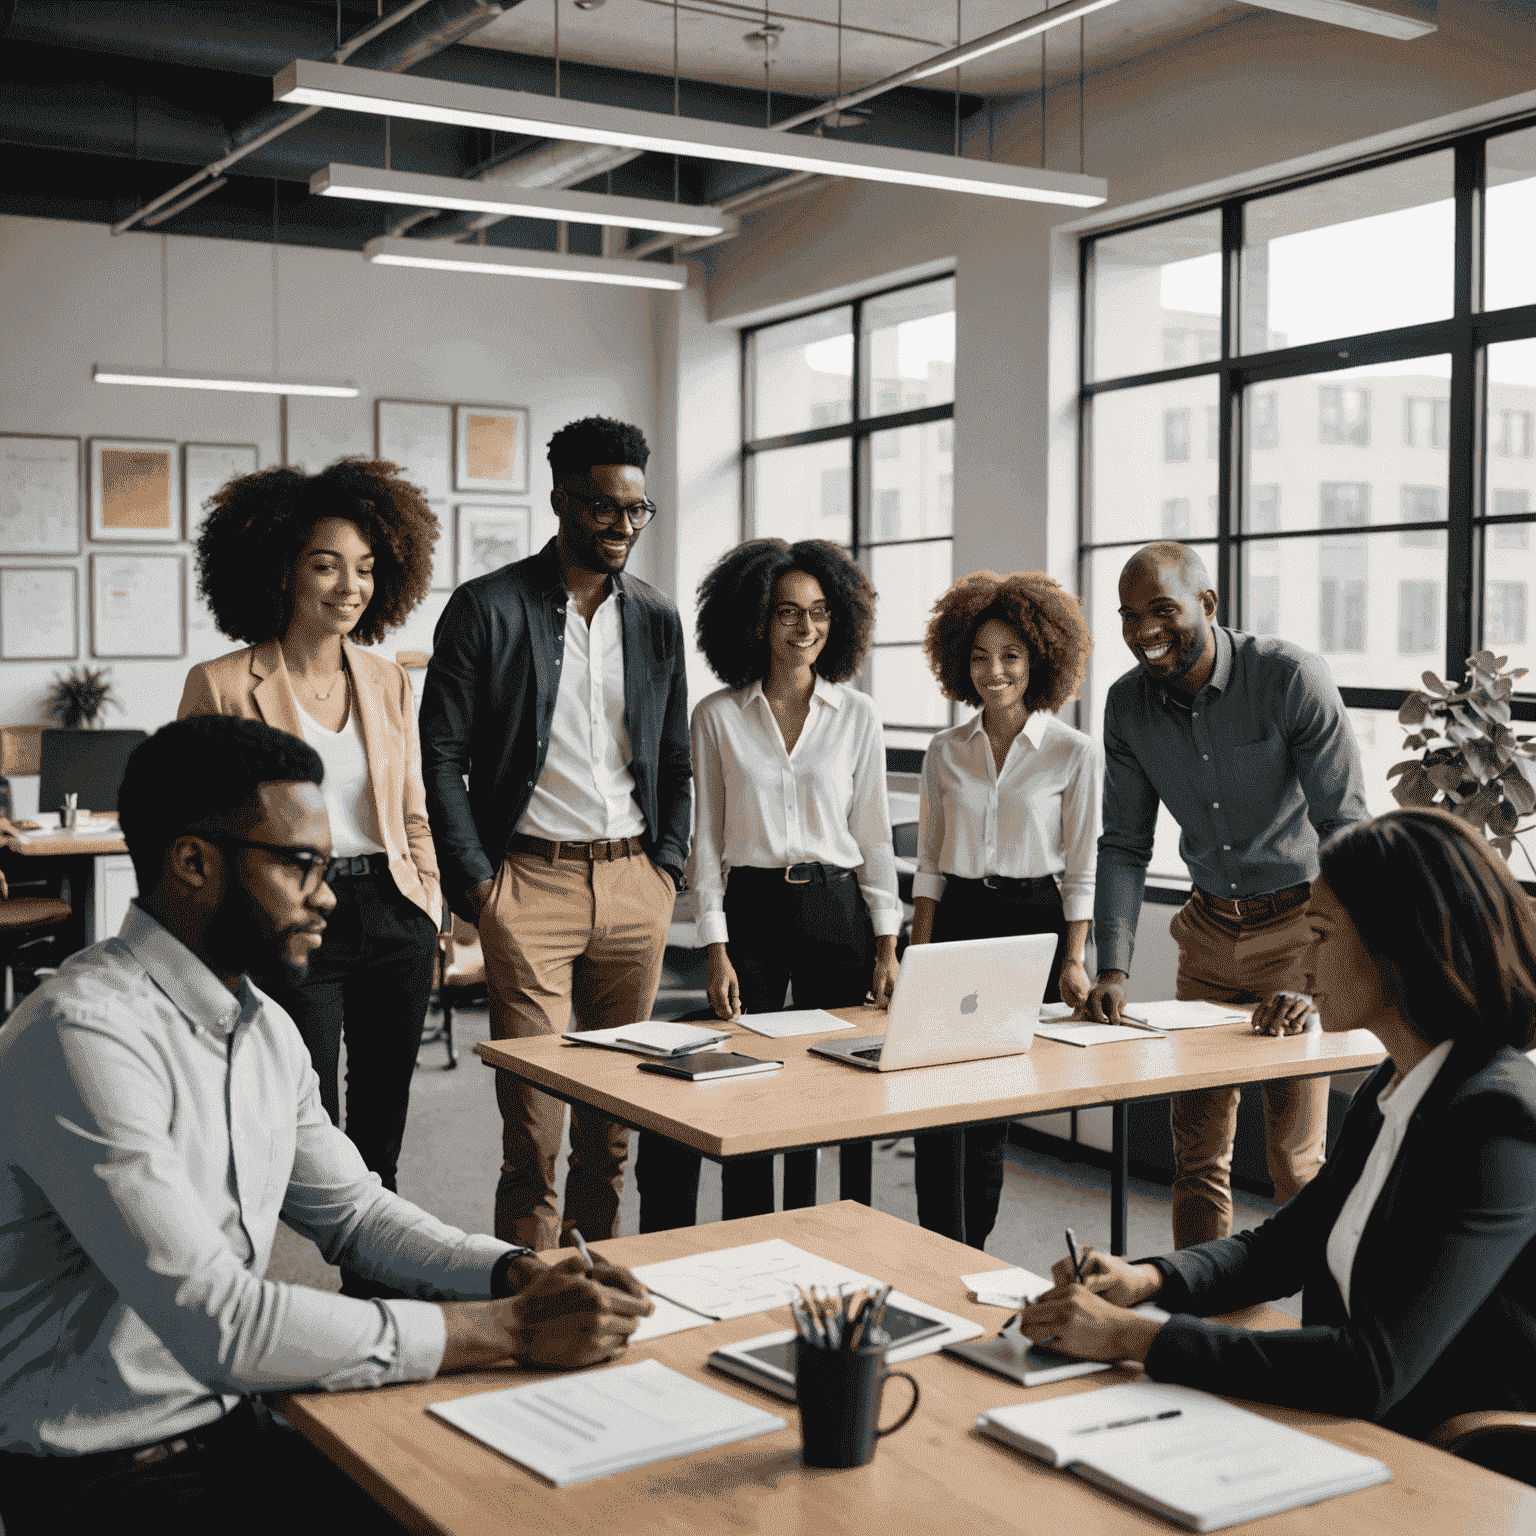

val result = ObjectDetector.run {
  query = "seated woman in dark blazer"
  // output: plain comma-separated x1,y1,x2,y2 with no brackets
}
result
1021,807,1536,1439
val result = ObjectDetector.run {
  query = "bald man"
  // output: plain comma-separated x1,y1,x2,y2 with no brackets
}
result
1086,542,1369,1247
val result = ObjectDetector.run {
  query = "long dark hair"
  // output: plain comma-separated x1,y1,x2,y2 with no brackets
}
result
1319,808,1536,1052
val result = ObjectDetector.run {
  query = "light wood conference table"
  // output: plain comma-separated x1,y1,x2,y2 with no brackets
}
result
476,1006,1386,1252
280,1203,1533,1536
0,826,129,950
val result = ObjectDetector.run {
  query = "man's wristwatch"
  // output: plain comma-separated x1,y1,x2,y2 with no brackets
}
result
489,1246,541,1298
659,863,687,893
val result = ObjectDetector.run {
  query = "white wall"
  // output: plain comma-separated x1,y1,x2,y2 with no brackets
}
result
0,213,664,810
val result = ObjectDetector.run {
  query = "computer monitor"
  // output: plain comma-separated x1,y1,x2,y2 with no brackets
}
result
37,728,148,816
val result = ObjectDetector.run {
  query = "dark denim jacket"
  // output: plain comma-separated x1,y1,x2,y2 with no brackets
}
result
419,539,691,920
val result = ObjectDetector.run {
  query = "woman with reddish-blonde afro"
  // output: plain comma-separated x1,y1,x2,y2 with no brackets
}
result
910,570,1100,1247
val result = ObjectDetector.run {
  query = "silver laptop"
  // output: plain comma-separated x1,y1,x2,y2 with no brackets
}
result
810,933,1056,1071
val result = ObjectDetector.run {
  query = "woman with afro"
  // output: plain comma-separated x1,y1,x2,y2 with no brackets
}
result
178,459,441,1289
635,538,902,1231
910,570,1100,1247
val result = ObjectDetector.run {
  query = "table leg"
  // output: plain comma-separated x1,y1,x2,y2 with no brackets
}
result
949,1128,967,1247
838,1142,871,1205
1110,1102,1129,1256
782,1149,818,1208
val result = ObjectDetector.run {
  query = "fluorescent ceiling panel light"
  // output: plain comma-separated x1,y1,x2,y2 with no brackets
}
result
312,163,738,237
276,60,1107,208
93,364,359,398
1246,0,1435,38
904,0,1126,81
363,237,688,289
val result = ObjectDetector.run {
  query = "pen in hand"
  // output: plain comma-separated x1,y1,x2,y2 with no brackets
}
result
569,1228,595,1276
1065,1227,1085,1284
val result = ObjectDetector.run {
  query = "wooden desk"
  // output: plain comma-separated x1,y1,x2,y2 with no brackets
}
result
0,829,130,949
477,1009,1386,1251
281,1203,1533,1536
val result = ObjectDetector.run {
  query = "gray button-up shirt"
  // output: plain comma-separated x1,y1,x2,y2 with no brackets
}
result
1094,626,1369,976
0,904,509,1456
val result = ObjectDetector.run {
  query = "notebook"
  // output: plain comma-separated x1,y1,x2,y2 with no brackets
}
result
428,1358,785,1487
636,1051,784,1081
978,1381,1390,1531
560,1021,732,1057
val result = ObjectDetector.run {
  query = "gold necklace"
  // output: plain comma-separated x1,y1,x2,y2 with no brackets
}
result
306,662,347,703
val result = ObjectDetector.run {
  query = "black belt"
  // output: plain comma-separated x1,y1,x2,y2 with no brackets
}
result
2,1402,255,1479
1193,881,1309,921
946,874,1058,894
330,853,385,878
731,863,857,886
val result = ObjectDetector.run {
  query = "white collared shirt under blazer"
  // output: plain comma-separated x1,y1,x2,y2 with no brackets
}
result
689,676,902,947
913,710,1101,922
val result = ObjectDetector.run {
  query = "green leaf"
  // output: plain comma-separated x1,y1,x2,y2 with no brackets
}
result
1386,759,1420,780
1490,800,1520,835
1398,694,1431,726
1428,762,1466,794
1391,764,1438,808
1420,672,1448,696
1491,837,1515,860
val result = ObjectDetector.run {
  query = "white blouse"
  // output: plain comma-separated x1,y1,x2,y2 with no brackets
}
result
1325,1039,1453,1313
913,710,1101,922
688,677,902,947
297,704,386,859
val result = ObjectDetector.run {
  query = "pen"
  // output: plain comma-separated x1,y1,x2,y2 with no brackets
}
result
1071,1408,1183,1436
1116,1014,1169,1035
569,1228,594,1275
1065,1227,1085,1283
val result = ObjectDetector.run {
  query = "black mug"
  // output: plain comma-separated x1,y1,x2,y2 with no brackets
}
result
794,1338,921,1468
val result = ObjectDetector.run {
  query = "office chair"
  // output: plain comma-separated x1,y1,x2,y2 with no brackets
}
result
0,891,72,1019
421,916,485,1069
1430,1411,1536,1486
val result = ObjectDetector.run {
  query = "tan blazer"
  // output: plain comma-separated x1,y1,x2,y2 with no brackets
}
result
178,639,441,926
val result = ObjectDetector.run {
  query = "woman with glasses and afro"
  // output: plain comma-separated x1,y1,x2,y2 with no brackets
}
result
179,458,442,1295
635,538,902,1232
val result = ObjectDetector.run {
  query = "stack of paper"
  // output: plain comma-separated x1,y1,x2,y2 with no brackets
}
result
734,1009,852,1039
430,1358,785,1486
560,1021,731,1057
979,1381,1390,1531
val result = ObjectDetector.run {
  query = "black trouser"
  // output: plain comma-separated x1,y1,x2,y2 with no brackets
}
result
635,865,876,1232
0,1402,406,1535
251,862,437,1296
913,876,1068,1249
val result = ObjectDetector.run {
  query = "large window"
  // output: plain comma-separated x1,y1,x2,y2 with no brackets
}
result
1082,122,1536,877
744,277,956,755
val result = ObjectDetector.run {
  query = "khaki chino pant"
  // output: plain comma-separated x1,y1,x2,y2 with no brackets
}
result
1167,890,1329,1248
477,850,674,1249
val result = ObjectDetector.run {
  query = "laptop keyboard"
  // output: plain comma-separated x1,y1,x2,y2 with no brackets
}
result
851,1046,884,1062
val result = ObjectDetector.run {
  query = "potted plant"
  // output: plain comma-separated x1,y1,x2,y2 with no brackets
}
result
45,665,121,730
1390,650,1536,873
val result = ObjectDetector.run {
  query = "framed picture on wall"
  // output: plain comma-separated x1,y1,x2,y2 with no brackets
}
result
428,500,452,589
378,399,453,500
91,552,186,658
454,404,529,494
0,434,81,555
0,566,78,660
88,438,181,543
455,503,531,585
183,443,258,532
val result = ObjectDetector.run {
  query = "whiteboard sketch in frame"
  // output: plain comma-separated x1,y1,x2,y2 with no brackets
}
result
91,552,186,658
454,404,529,494
183,444,258,534
0,566,78,660
378,399,452,501
89,438,181,543
455,503,530,585
0,434,81,555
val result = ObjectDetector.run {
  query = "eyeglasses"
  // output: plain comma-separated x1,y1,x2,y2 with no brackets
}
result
562,490,658,529
774,602,832,627
194,834,346,892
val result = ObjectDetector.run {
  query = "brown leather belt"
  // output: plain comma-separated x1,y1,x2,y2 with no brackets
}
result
1193,881,1310,921
508,833,645,864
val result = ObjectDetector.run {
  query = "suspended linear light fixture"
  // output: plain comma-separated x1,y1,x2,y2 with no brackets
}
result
274,59,1108,208
92,365,360,397
362,238,688,289
312,163,738,238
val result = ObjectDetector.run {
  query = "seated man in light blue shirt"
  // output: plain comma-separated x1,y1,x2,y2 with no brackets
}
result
0,715,650,1535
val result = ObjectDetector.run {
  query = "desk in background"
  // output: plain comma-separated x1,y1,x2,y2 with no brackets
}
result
476,1007,1386,1253
280,1202,1532,1536
0,831,132,952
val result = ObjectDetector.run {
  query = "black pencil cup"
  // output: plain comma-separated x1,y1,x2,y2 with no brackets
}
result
794,1338,921,1468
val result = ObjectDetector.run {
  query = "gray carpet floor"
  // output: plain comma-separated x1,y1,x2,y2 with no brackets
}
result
268,1003,1300,1319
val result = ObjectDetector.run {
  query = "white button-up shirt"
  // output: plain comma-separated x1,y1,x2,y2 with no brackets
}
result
0,904,509,1455
913,710,1101,922
689,677,902,947
1326,1039,1454,1313
517,589,645,842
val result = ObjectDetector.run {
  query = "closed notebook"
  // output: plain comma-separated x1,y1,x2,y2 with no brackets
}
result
428,1358,785,1487
978,1381,1390,1532
561,1021,732,1057
637,1050,784,1081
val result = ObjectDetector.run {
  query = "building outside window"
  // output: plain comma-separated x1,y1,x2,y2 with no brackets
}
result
744,275,956,757
1163,408,1192,462
1162,498,1191,536
1080,124,1536,876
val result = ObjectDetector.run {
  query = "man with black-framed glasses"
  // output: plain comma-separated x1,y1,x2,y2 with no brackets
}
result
0,715,652,1533
421,416,691,1250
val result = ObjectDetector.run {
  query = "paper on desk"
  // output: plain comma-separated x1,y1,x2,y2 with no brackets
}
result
632,1239,878,1321
733,1008,852,1039
963,1266,1051,1307
1034,1020,1157,1048
629,1292,715,1342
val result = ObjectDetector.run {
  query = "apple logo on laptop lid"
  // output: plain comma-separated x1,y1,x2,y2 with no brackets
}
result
960,991,979,1015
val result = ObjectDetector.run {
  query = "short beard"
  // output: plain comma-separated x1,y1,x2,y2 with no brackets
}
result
1159,624,1209,688
204,879,312,984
